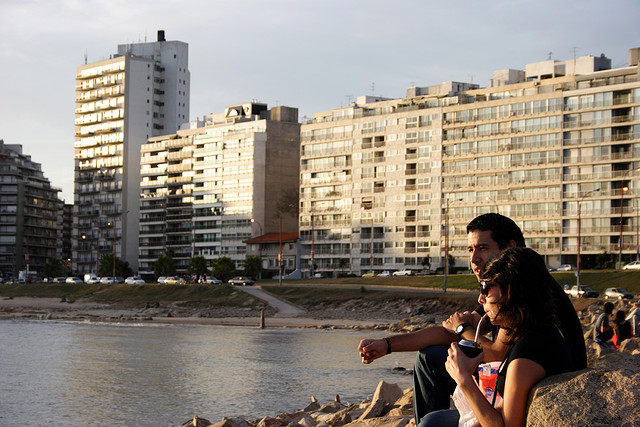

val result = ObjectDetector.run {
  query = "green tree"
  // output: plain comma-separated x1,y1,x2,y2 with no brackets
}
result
244,255,263,279
154,254,176,278
99,253,133,277
188,255,210,281
595,251,614,269
211,256,236,282
43,257,63,278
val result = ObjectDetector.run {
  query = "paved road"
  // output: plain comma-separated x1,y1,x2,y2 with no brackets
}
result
237,285,307,316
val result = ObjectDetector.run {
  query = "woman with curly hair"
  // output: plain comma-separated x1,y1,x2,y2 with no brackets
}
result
421,247,576,427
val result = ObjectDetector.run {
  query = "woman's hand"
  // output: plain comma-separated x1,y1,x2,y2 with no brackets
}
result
445,342,483,386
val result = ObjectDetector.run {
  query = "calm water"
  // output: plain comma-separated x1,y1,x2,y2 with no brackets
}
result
0,320,415,426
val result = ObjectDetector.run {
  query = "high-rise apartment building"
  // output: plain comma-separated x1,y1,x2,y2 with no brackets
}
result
300,48,640,276
0,140,61,279
138,103,300,276
73,31,189,274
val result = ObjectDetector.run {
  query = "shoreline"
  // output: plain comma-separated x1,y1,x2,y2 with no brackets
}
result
0,296,393,330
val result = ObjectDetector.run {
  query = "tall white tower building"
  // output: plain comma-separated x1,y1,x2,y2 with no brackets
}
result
73,31,189,274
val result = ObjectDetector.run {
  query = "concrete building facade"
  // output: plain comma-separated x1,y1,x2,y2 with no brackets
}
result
0,140,61,279
73,31,189,274
138,103,300,277
300,48,640,276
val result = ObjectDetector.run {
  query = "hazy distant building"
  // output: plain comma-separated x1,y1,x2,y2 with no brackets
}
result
0,140,61,279
300,48,640,276
138,103,300,276
73,30,189,274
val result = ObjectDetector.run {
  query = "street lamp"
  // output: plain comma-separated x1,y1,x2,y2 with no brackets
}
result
577,188,600,287
443,197,462,293
619,186,629,270
250,218,263,258
310,214,315,278
107,221,116,278
485,196,499,214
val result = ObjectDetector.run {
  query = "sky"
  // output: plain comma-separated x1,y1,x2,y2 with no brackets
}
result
1,0,639,202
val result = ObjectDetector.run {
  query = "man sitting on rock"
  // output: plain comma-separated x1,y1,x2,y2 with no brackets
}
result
357,213,587,425
594,302,615,347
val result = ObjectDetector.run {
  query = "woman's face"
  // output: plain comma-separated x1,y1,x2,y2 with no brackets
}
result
478,281,502,325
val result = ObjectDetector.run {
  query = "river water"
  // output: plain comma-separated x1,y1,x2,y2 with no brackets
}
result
0,320,415,426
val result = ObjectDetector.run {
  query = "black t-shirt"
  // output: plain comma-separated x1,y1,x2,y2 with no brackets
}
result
495,324,575,398
474,277,587,370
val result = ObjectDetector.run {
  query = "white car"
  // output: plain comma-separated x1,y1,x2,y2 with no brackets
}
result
200,276,222,284
65,277,83,284
125,276,146,284
555,264,574,271
100,277,117,284
392,269,413,276
156,276,167,284
623,260,640,270
603,288,633,300
377,271,391,277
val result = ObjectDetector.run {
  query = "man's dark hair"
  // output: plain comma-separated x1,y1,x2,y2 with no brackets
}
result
466,213,526,249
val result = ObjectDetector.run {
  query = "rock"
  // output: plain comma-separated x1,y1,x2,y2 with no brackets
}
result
290,412,316,427
358,398,386,420
619,337,640,354
304,396,321,412
318,401,346,414
343,416,412,427
182,416,212,427
370,381,403,406
256,416,286,427
526,353,640,427
209,418,248,427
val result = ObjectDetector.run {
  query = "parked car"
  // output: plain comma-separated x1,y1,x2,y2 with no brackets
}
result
361,271,376,278
392,269,413,276
228,276,255,286
65,277,83,284
156,276,167,284
556,264,574,271
100,277,117,284
164,276,186,285
125,276,146,285
603,287,634,300
52,277,67,283
200,276,222,284
567,285,599,298
377,270,392,277
312,273,325,279
623,260,640,270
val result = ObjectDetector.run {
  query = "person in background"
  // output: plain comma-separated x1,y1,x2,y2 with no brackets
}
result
612,309,632,349
627,299,640,337
421,247,576,426
357,213,587,425
594,302,615,346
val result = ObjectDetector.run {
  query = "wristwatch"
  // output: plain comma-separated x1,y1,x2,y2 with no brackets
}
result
456,322,473,337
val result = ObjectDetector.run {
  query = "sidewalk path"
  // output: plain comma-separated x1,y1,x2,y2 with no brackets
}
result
236,285,307,317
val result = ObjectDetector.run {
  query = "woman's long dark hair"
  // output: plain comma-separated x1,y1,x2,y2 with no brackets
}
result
480,247,557,344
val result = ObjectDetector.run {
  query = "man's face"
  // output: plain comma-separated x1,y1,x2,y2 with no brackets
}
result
467,230,503,281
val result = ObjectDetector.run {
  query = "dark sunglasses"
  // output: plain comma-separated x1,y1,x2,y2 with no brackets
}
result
479,280,496,296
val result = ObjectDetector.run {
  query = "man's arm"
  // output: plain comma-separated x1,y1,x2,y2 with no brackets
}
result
442,310,509,362
358,324,458,364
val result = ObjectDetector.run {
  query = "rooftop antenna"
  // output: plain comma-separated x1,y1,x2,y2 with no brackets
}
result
571,46,579,75
468,74,474,84
370,82,376,96
547,51,553,60
84,52,88,65
345,95,353,105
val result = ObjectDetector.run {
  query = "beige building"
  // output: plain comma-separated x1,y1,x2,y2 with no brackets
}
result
73,31,189,274
138,103,300,276
300,48,640,276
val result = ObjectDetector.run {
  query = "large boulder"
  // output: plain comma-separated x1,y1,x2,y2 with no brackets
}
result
526,352,640,427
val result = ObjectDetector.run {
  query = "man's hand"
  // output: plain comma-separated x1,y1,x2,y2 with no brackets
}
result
442,311,476,334
358,338,387,364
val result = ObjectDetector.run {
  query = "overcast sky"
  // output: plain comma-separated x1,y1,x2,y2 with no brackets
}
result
1,0,639,201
